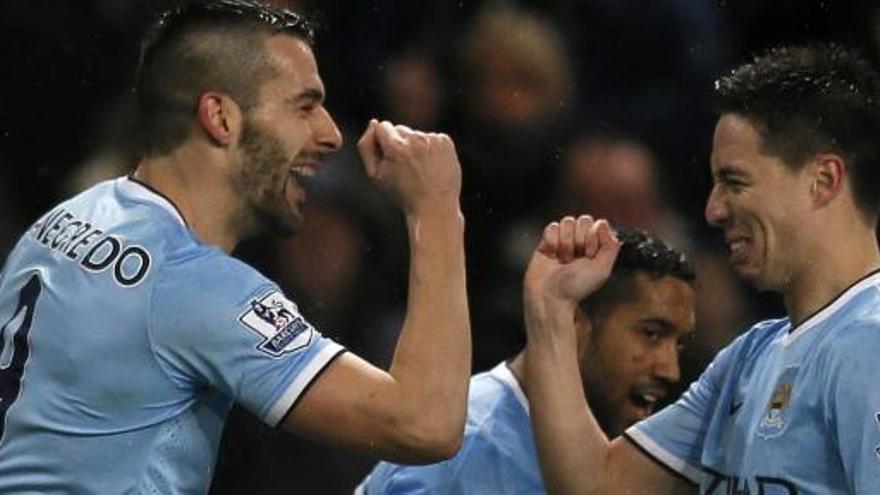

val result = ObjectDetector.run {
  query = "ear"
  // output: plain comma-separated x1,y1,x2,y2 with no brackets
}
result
196,91,243,147
809,153,845,208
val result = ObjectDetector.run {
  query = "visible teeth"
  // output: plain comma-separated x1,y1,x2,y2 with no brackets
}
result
642,394,657,404
730,240,746,254
290,166,315,178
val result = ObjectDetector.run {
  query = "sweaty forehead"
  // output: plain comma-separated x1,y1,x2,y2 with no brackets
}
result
711,114,766,166
630,274,695,327
262,35,324,94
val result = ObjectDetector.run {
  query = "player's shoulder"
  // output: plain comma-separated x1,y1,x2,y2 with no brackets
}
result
361,366,532,494
33,176,197,256
712,317,788,366
461,364,532,456
153,245,276,309
820,312,880,360
814,274,880,356
468,364,527,424
99,175,276,301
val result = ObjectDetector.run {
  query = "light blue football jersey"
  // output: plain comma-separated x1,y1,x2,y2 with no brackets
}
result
627,270,880,494
0,177,345,493
357,362,544,494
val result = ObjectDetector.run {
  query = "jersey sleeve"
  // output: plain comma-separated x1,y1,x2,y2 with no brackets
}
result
624,332,749,484
147,252,345,426
824,318,880,493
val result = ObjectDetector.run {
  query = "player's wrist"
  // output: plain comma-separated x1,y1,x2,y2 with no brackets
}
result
405,198,464,226
524,295,577,343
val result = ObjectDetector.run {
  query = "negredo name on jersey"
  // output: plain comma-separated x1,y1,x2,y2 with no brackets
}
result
28,207,152,287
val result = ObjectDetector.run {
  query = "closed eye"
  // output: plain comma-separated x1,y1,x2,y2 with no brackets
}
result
715,167,749,192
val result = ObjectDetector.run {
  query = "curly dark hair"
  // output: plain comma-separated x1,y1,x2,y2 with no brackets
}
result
714,44,880,219
135,0,314,156
579,226,694,325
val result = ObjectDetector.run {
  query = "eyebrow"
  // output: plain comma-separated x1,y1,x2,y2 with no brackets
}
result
286,88,324,107
640,317,694,335
715,165,747,180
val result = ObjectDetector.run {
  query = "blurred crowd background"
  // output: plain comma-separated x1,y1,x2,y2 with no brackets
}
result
2,0,880,493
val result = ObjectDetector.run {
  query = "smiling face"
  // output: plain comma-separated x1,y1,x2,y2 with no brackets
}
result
231,35,342,237
705,114,814,291
577,273,695,437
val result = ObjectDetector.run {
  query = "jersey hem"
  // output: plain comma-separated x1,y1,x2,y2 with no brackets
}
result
623,429,701,485
267,343,347,426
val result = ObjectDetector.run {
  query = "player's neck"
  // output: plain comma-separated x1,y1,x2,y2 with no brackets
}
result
783,224,880,327
134,148,243,253
507,353,528,398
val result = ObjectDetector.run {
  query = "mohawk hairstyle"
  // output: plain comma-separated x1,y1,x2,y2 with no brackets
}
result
134,0,313,156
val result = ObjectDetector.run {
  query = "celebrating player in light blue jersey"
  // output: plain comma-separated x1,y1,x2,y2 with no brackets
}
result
524,44,880,494
0,1,471,492
357,225,696,494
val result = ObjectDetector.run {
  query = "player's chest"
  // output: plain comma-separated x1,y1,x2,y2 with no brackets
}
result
702,345,845,493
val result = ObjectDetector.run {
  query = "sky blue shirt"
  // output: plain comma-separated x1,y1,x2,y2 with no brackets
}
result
358,362,545,494
627,270,880,494
0,177,345,493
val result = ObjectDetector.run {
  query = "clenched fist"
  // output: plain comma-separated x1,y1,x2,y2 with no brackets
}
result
357,119,461,216
523,215,620,326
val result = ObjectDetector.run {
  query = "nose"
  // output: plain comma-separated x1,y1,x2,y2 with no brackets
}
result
314,106,343,152
704,184,728,228
652,342,681,385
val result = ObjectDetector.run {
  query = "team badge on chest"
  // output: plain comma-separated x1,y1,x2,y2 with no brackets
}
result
757,365,798,439
239,291,314,357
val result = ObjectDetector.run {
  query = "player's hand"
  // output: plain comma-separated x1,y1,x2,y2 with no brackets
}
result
523,216,620,314
357,119,462,216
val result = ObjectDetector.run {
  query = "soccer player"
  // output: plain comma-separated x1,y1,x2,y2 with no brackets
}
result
523,44,880,494
357,224,696,494
0,1,471,492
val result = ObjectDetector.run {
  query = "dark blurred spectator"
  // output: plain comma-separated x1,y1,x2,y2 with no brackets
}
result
555,134,689,247
380,46,448,129
553,0,734,218
451,3,577,368
456,3,574,219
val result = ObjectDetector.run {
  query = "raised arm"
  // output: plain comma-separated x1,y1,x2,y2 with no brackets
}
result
283,120,470,464
523,217,695,494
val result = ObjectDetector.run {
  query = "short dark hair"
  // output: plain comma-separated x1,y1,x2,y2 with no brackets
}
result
579,226,695,325
714,44,880,219
134,0,314,156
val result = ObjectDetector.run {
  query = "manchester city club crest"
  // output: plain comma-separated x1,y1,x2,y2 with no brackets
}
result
238,291,314,357
757,365,799,439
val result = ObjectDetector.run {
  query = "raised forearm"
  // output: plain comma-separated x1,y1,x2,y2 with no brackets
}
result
386,204,470,453
288,123,471,462
525,298,612,494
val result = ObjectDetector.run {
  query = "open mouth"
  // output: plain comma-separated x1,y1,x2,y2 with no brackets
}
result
726,237,751,265
630,392,658,409
289,165,316,189
284,167,312,208
628,389,664,420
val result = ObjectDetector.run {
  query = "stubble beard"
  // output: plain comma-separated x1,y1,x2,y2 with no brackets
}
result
236,119,301,239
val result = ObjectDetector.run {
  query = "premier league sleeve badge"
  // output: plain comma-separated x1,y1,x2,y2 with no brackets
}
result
238,291,314,358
